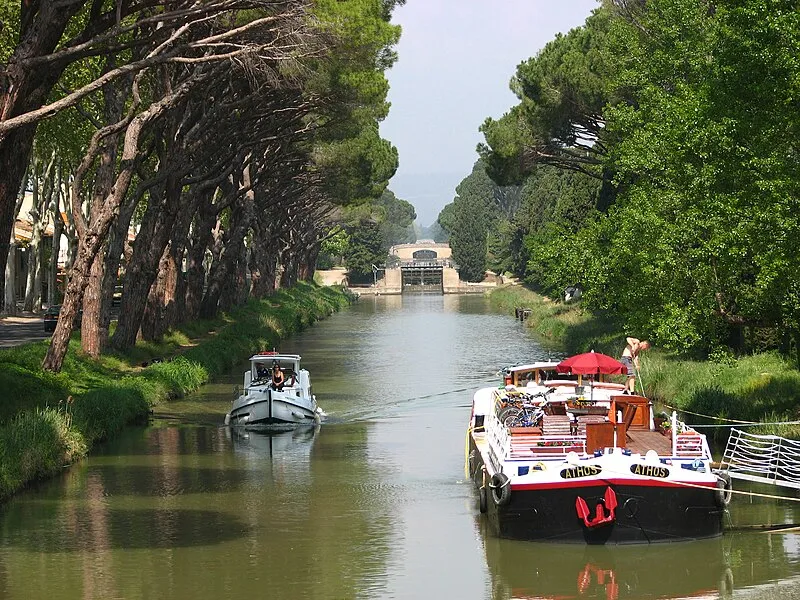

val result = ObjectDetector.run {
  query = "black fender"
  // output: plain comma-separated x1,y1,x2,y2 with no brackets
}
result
479,486,488,513
489,472,511,506
715,472,732,507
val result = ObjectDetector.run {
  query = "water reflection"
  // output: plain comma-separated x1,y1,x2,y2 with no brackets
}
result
482,528,729,599
226,425,320,458
481,517,800,600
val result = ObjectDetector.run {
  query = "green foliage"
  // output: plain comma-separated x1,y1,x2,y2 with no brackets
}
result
449,161,503,282
0,407,86,499
478,8,613,181
376,189,416,246
436,203,455,239
475,0,800,358
71,384,150,443
343,218,384,280
313,126,398,204
317,227,350,269
330,188,414,275
586,0,800,354
143,357,209,399
308,0,403,206
0,2,20,64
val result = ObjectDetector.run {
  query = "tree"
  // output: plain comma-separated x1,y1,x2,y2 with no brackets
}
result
590,0,800,353
447,161,502,282
478,8,614,183
343,218,384,283
376,189,416,247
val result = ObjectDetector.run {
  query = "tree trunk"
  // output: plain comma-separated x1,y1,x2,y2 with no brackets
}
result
33,233,45,311
249,218,280,298
0,127,38,308
99,196,139,347
159,247,180,337
23,164,43,312
49,178,63,306
0,0,83,306
299,244,319,282
280,246,298,289
81,250,105,357
141,248,170,342
111,173,184,351
219,239,248,312
149,184,210,335
200,171,254,320
4,241,17,315
42,85,185,371
184,207,217,321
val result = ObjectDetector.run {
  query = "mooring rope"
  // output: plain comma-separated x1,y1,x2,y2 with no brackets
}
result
689,421,800,428
660,404,800,429
595,464,800,504
660,403,759,424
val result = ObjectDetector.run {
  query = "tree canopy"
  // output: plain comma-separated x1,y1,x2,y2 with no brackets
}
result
473,0,800,357
0,0,406,371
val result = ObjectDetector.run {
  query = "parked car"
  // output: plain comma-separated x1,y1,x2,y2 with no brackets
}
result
43,305,82,332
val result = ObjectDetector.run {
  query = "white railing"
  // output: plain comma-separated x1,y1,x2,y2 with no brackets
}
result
720,428,800,489
670,412,713,459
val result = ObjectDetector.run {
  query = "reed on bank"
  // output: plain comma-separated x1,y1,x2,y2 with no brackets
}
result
0,282,352,501
490,284,800,440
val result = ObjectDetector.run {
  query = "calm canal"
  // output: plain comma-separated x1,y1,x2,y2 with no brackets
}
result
2,294,800,599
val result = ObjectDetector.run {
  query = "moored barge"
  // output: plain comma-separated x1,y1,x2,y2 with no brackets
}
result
467,360,730,544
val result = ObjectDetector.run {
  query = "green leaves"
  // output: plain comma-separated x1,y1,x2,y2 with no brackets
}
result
479,8,612,181
598,0,800,353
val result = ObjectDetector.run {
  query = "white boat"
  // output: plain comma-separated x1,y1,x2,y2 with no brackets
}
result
225,352,322,430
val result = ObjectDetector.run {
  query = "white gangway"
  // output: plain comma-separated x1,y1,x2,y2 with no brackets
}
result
720,428,800,489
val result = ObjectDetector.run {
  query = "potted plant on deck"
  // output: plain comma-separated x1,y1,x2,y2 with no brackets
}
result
653,412,671,436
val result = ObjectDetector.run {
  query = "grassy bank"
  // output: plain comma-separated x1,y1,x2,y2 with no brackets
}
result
0,282,352,501
490,285,800,441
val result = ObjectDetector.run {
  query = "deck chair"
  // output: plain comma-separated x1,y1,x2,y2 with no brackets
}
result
621,403,638,439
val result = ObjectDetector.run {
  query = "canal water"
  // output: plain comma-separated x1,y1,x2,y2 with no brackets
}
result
2,294,800,599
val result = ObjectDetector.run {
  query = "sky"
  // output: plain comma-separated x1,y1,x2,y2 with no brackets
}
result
379,1,599,227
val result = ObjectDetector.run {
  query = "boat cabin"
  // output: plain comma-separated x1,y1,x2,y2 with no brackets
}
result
503,361,624,391
245,352,302,388
502,362,564,387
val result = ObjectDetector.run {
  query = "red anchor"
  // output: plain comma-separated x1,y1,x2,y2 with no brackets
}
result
575,486,617,528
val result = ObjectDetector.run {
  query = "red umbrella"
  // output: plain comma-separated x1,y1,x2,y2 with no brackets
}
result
556,351,627,402
556,351,626,375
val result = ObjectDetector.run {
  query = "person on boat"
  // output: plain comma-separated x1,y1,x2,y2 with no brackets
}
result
620,337,650,394
271,362,285,391
256,364,269,380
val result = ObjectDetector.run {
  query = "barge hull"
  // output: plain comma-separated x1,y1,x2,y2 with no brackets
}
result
470,449,724,544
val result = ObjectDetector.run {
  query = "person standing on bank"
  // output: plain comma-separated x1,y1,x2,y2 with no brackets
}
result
620,337,650,394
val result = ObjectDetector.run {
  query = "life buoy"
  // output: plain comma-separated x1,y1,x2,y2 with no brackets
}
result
489,472,511,506
479,486,488,513
715,472,733,507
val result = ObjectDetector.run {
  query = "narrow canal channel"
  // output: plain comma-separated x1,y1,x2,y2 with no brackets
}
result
2,295,800,599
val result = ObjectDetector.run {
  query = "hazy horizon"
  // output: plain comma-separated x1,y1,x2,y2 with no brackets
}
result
380,1,599,227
